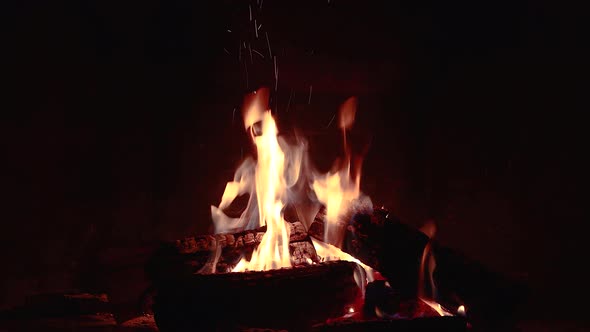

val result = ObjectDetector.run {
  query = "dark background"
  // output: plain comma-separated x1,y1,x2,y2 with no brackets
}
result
3,0,587,328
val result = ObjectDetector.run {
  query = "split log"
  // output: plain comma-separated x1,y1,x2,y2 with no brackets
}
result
175,221,308,253
308,206,527,330
152,261,361,332
146,221,318,282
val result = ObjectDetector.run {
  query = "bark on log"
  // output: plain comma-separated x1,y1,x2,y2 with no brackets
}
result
175,221,308,253
147,221,318,280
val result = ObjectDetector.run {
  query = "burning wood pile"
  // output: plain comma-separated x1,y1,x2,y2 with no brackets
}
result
146,88,522,331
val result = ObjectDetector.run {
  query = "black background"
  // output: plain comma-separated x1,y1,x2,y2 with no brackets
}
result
2,0,587,326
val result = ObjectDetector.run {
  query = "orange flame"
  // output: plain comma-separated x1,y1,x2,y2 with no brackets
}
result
312,97,363,247
417,220,454,316
211,89,371,274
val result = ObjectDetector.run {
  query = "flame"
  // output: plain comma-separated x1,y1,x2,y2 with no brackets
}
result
418,220,454,316
457,305,466,316
232,111,292,271
420,299,453,317
211,89,369,273
311,236,371,300
312,97,362,247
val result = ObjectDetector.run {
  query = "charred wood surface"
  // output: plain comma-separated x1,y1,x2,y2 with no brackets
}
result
175,221,308,253
147,221,317,279
309,207,526,330
152,261,361,332
312,316,467,332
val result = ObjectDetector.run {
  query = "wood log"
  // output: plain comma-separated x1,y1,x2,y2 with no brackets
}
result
147,221,318,281
152,261,361,332
0,293,111,318
311,316,467,332
308,207,527,330
175,221,308,253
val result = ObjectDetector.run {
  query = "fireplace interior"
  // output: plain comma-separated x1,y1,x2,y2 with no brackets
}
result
2,0,587,331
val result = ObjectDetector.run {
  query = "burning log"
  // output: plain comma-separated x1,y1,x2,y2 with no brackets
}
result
146,221,318,282
152,261,361,332
175,221,308,254
308,206,526,329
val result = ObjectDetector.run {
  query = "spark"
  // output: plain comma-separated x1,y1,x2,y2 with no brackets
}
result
248,43,253,64
252,49,265,58
223,48,230,55
265,32,272,58
227,29,232,33
326,113,336,128
232,107,236,124
254,20,258,38
273,56,278,91
308,85,313,104
249,5,252,21
258,24,262,30
260,0,264,10
238,41,241,62
286,88,294,113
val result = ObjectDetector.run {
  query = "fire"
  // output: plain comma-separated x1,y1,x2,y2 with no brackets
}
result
235,110,292,271
206,87,456,319
230,92,293,271
311,237,374,282
312,96,362,247
212,89,368,272
418,220,453,317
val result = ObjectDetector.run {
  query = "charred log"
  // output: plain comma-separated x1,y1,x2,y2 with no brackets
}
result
146,221,318,282
311,316,467,332
175,221,308,253
152,261,361,332
308,207,526,330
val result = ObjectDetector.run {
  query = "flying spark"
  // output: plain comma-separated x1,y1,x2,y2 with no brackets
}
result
308,85,313,104
326,113,336,128
265,32,272,58
286,88,294,113
252,49,265,58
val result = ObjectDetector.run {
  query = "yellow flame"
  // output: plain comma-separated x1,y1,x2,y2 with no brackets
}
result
312,161,360,246
457,305,466,316
211,89,369,273
417,221,454,317
233,111,292,272
312,97,362,247
420,299,453,317
311,237,374,283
